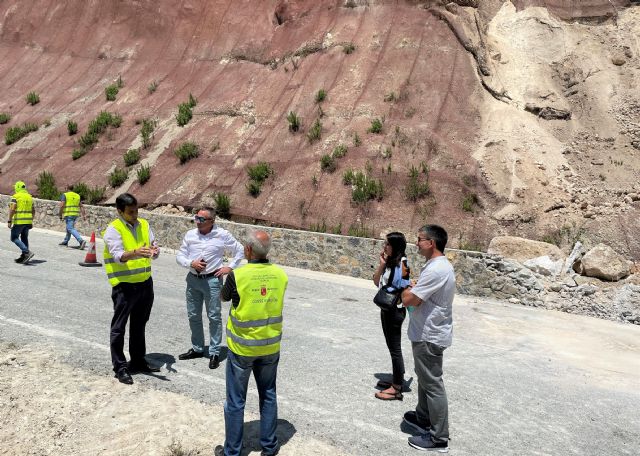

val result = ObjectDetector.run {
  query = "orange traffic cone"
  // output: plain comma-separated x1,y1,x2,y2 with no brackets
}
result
79,231,102,267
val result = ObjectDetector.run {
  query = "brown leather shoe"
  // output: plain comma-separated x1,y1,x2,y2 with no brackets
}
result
375,385,403,401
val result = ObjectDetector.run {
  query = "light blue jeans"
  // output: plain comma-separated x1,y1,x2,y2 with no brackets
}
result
224,351,280,456
62,216,83,244
185,273,222,356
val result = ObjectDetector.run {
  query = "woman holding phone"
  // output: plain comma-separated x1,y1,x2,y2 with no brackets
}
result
372,231,411,400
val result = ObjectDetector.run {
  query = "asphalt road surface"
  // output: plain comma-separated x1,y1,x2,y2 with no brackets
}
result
1,228,639,455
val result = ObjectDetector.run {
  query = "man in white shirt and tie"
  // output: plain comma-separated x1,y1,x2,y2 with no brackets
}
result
176,207,244,369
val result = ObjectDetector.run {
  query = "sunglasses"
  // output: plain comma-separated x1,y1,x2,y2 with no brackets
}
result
194,215,212,223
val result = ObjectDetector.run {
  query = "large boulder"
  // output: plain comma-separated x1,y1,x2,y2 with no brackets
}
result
523,255,563,276
578,243,630,281
488,236,564,262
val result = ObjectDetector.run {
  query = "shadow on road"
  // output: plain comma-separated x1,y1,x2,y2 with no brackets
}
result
23,259,47,266
146,352,177,373
239,418,296,456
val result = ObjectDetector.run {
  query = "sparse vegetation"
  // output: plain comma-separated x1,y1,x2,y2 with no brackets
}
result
331,223,342,235
320,154,336,173
105,84,119,101
332,144,347,158
0,113,10,124
71,148,86,160
307,119,322,143
163,440,198,456
348,222,371,238
75,111,121,153
309,219,328,233
384,92,396,102
86,186,106,204
5,123,38,145
462,193,479,212
312,174,318,187
70,182,105,204
315,89,327,103
343,168,383,203
174,142,200,164
108,167,128,188
136,164,151,185
123,148,141,167
67,121,78,135
214,192,231,219
26,91,40,105
148,81,158,94
117,75,124,88
140,119,156,149
176,94,197,127
246,162,274,197
343,43,356,54
406,165,430,201
247,162,273,183
247,180,262,197
36,171,59,200
353,132,361,146
43,119,51,127
287,111,300,132
368,118,383,134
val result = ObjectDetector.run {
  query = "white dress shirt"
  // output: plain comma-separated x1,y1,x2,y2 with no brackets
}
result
176,225,244,275
103,217,158,263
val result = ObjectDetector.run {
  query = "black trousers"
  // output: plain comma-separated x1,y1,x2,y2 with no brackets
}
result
110,277,154,373
380,306,406,385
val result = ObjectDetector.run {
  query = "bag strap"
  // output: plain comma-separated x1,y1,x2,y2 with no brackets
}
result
385,263,396,290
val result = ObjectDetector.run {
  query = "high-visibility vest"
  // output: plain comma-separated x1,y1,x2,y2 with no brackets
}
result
103,218,152,287
62,191,81,217
11,191,33,225
226,263,288,357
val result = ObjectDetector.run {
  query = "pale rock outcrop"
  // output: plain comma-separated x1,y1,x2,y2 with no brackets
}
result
577,243,630,281
523,255,563,276
488,236,564,262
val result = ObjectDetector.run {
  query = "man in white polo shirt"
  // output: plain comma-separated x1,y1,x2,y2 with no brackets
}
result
401,224,456,453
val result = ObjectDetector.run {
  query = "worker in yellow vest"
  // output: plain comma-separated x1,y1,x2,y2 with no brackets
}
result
103,193,160,385
7,180,35,264
58,185,86,249
215,230,288,456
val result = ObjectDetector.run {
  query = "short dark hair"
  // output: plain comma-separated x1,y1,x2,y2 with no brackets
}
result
419,224,448,253
67,184,74,191
115,193,137,212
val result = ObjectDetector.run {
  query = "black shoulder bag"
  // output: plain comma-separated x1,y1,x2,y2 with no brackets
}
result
373,265,402,311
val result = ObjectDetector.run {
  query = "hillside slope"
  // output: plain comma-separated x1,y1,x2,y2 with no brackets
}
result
0,0,639,258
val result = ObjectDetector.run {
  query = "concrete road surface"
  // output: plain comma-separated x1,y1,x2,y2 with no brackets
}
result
1,228,639,455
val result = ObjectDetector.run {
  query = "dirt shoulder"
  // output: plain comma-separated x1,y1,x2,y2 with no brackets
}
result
0,342,347,456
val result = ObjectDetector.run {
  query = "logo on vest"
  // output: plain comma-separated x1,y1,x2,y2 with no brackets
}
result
260,285,267,296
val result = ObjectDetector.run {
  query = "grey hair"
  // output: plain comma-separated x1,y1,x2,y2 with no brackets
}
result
246,230,271,258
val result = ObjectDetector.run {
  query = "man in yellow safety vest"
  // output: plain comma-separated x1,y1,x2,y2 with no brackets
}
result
7,180,35,264
215,230,288,456
103,193,160,385
58,185,86,249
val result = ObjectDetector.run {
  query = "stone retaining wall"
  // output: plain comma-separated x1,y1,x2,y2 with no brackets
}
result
2,195,638,323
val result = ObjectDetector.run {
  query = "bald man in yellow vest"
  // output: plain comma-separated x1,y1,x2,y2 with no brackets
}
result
215,230,288,456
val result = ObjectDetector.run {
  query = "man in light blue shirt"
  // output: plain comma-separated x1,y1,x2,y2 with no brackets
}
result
176,207,244,369
401,224,455,453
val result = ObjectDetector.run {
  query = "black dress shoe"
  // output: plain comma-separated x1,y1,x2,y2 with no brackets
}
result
214,445,225,456
128,362,161,374
179,348,204,360
209,355,220,369
115,368,133,385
